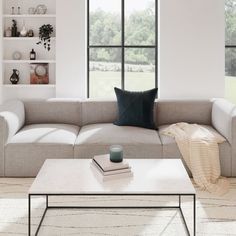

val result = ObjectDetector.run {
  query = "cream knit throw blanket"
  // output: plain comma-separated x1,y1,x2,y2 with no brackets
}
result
161,123,229,195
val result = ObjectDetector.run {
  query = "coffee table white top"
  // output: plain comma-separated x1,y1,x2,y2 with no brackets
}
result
29,159,195,195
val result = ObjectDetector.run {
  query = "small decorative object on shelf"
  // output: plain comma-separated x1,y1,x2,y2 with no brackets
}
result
30,49,36,60
20,21,27,37
11,7,15,15
28,29,34,37
5,27,12,37
12,51,22,60
11,20,18,37
30,63,49,84
35,4,47,14
110,145,123,163
37,24,53,51
28,7,35,15
17,7,21,15
10,69,20,84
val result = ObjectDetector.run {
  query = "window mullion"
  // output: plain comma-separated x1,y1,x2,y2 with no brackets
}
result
87,0,90,98
121,0,125,90
155,0,158,89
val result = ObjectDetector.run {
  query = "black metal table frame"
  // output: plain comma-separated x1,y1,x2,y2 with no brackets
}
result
28,193,196,236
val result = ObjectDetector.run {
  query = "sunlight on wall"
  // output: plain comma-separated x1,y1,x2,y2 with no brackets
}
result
225,77,236,104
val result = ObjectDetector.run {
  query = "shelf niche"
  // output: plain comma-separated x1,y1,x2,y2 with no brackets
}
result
1,0,56,99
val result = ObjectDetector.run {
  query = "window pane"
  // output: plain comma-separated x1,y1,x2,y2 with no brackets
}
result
89,0,121,45
125,48,156,91
226,0,236,45
226,48,236,76
225,47,236,104
125,0,155,45
89,48,121,98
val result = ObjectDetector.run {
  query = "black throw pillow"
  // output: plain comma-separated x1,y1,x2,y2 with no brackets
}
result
114,87,157,129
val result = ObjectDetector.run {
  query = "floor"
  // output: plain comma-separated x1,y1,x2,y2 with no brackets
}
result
0,178,236,236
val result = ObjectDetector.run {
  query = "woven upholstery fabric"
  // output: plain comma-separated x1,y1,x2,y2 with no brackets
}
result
155,100,213,126
24,99,82,126
212,99,236,176
0,100,25,176
74,123,162,159
5,124,80,177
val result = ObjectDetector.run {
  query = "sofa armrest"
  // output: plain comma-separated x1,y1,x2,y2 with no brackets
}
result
212,98,236,176
0,100,25,176
212,99,236,144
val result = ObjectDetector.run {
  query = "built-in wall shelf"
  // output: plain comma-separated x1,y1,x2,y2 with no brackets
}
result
1,0,57,101
3,84,56,88
3,14,56,18
3,60,56,64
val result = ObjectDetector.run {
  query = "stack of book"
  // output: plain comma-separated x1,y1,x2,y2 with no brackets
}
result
91,154,133,181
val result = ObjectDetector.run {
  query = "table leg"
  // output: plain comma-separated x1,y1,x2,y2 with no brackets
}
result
179,194,197,236
28,195,31,236
46,195,48,208
193,194,196,236
35,195,48,236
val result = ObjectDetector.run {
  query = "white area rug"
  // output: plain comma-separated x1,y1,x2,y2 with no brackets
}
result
0,178,236,236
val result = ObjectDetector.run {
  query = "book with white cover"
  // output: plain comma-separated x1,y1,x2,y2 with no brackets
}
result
90,162,133,181
92,160,131,176
93,154,130,172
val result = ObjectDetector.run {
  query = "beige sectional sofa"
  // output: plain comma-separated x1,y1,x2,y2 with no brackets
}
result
0,98,235,177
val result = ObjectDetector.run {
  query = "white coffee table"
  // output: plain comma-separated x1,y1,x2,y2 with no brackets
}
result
28,159,196,236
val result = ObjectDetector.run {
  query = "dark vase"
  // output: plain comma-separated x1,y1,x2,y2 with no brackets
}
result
11,26,17,37
11,20,18,37
10,69,20,84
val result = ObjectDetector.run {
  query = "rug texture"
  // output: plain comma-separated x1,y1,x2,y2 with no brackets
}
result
0,178,236,235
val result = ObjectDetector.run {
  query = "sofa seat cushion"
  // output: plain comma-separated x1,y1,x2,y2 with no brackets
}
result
5,124,80,177
159,125,232,177
74,123,162,158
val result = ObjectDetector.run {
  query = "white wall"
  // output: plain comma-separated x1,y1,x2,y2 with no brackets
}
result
159,0,225,99
0,0,225,101
56,0,86,99
56,0,224,99
0,1,2,104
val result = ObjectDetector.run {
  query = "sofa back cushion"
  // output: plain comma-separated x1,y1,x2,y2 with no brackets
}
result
24,99,82,126
24,99,213,127
81,100,118,125
155,100,213,126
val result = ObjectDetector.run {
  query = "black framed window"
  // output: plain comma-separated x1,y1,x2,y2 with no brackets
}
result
225,0,236,77
87,0,157,98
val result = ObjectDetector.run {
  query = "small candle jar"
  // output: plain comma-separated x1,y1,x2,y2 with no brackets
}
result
110,145,123,163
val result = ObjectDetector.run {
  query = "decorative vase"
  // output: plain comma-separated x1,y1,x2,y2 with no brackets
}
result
11,7,15,15
11,20,17,37
10,69,20,84
28,29,34,37
5,27,12,37
28,7,35,15
20,21,27,37
17,7,21,15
